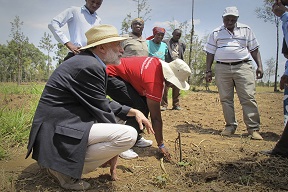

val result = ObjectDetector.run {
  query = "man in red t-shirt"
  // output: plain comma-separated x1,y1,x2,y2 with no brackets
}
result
106,56,191,160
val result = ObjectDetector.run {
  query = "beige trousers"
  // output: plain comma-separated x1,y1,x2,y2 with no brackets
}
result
215,62,260,131
82,123,137,174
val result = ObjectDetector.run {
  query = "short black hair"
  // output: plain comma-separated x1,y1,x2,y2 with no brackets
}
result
172,29,182,34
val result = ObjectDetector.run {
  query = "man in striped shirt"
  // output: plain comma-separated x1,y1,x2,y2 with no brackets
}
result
204,6,264,140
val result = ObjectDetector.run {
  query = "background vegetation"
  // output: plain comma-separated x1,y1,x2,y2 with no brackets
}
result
0,0,282,159
0,0,281,88
0,83,44,159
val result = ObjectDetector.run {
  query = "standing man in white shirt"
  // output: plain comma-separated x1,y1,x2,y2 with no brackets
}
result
48,0,103,60
204,6,264,140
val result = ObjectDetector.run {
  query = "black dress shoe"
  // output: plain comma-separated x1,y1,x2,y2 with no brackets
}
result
260,150,288,158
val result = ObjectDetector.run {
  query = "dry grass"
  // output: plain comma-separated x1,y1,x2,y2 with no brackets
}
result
1,86,288,191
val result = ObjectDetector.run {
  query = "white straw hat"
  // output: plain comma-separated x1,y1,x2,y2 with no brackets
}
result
80,24,128,50
160,59,191,90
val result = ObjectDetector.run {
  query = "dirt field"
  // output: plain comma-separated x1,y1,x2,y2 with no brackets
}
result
1,90,288,192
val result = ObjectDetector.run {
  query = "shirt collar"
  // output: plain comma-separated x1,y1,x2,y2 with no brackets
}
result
129,32,145,41
92,53,106,68
222,22,239,31
82,5,98,16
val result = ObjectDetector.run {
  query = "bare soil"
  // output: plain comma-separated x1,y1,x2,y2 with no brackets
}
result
1,90,288,192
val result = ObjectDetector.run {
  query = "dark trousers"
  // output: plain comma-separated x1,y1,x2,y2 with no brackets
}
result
161,82,180,108
274,121,288,154
107,76,149,140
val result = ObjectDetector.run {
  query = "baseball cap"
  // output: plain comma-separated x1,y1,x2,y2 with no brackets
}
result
223,6,239,17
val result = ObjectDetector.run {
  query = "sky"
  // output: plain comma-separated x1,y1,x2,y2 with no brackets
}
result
0,0,285,81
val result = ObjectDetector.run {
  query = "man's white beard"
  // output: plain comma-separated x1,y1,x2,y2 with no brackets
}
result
102,48,121,65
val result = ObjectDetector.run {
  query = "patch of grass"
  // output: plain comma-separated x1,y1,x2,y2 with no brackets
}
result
154,174,168,188
256,86,282,93
0,82,44,94
0,103,36,150
0,83,42,158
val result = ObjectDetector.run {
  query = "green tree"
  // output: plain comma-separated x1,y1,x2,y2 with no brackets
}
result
4,40,46,82
121,0,151,34
54,43,68,68
23,42,46,82
188,36,208,89
39,32,55,78
264,57,276,87
121,13,132,34
0,44,10,82
255,0,280,91
165,19,190,40
165,19,208,90
132,0,152,20
9,16,29,85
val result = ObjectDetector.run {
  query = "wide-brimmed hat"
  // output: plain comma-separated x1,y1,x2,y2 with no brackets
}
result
160,59,191,90
222,6,239,17
80,24,128,50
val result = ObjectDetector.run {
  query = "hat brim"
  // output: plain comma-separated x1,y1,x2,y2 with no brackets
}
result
160,60,190,90
222,13,239,17
166,76,190,90
80,36,128,50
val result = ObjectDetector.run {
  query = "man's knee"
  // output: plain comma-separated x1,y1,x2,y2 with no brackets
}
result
129,127,138,141
119,125,138,146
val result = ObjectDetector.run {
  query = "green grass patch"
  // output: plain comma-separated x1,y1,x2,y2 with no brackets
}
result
0,82,281,159
0,83,43,159
0,82,44,94
1,107,33,143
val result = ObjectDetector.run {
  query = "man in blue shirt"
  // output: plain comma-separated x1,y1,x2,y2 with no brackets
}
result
281,39,288,125
261,0,288,158
49,0,103,60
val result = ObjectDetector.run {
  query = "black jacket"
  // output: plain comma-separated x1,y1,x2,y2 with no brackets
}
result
26,51,130,179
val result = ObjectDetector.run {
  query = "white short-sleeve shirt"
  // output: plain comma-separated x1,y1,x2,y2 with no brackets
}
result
204,22,259,62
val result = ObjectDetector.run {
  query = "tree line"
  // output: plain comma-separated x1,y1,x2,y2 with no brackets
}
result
0,14,208,88
0,0,280,90
0,16,67,85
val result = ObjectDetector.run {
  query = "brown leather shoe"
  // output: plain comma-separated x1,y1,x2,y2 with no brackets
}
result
47,168,90,190
248,130,263,140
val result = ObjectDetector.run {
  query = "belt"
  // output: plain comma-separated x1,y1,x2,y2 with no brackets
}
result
216,60,251,65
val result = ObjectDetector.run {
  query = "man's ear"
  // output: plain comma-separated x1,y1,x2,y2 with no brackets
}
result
91,45,105,55
97,44,107,54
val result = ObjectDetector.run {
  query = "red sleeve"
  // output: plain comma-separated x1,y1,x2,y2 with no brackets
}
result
145,81,164,102
143,61,164,102
106,65,117,77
